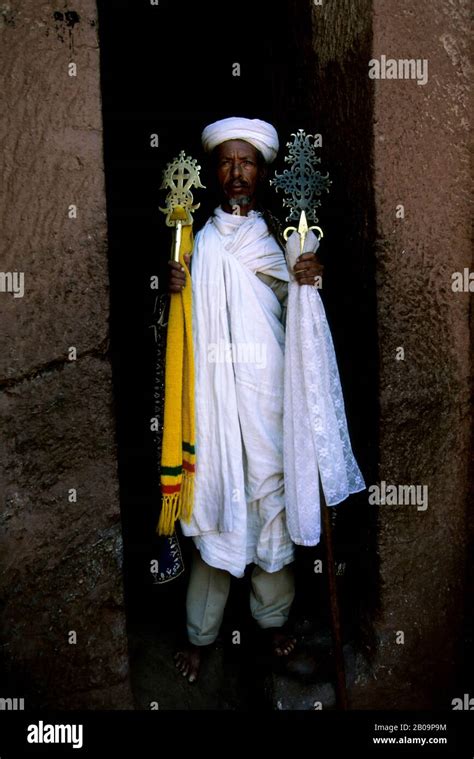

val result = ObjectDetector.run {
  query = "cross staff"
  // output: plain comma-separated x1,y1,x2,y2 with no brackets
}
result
271,128,331,241
157,150,204,539
272,130,348,710
159,150,205,261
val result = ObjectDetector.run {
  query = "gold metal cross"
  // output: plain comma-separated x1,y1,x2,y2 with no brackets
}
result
283,210,323,256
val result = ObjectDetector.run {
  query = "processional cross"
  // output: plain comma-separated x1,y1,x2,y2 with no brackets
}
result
271,131,350,711
270,129,331,253
159,150,205,260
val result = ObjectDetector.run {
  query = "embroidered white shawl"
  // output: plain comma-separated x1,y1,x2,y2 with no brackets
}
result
283,231,366,545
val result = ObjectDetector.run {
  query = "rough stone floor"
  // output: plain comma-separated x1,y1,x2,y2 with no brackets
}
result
128,619,357,711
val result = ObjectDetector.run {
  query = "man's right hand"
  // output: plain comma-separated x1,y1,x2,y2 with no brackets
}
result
168,254,191,293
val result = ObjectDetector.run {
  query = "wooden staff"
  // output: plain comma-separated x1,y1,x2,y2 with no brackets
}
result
320,479,348,710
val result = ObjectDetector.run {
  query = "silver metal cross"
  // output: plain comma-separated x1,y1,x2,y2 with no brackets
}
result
271,130,331,248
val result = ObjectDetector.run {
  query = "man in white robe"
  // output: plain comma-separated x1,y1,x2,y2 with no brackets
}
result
168,117,322,683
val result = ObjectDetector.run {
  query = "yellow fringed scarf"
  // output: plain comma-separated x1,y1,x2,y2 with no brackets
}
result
157,215,195,536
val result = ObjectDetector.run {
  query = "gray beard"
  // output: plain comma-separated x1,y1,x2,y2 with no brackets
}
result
229,195,252,208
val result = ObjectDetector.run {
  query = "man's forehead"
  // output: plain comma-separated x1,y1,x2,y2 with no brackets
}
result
216,139,258,158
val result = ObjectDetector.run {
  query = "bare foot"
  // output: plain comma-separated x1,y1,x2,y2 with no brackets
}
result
173,644,202,683
269,628,297,657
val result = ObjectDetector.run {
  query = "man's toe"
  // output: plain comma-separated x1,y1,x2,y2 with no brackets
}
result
175,655,185,671
275,635,297,656
176,656,188,676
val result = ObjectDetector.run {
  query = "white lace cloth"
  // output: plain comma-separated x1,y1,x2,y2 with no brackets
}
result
283,231,366,545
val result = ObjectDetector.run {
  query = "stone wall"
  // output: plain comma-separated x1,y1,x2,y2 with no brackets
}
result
368,0,471,709
310,0,471,708
0,1,132,708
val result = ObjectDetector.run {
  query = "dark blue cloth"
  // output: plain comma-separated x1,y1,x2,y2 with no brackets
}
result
153,532,185,584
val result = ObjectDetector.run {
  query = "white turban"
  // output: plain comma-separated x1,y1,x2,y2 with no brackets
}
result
201,117,279,164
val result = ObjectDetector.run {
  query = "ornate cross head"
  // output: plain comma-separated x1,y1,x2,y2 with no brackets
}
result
159,150,205,227
270,129,331,224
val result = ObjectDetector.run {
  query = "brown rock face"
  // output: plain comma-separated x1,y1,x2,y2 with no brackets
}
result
0,1,132,708
308,0,471,708
367,0,471,709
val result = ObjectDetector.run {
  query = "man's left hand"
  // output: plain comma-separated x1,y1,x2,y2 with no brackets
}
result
293,252,324,286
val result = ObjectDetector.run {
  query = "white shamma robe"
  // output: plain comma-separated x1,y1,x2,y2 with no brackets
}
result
180,207,295,578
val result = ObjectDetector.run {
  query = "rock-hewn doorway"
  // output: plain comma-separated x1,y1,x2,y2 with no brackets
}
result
97,0,378,709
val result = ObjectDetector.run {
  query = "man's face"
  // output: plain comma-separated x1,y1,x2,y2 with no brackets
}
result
214,139,266,215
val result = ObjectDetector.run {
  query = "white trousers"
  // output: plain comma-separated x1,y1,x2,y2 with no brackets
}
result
186,547,295,646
